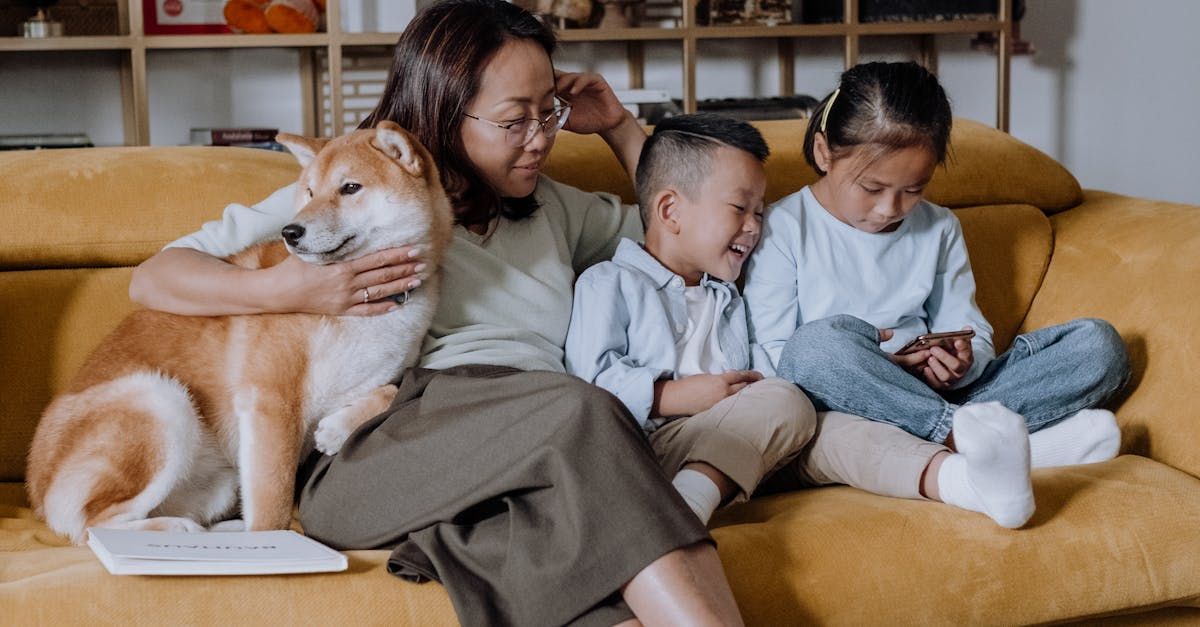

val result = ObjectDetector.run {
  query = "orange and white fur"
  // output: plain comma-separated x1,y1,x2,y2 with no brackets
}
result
26,121,453,544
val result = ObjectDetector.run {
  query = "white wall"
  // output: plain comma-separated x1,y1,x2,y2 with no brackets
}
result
148,49,308,146
0,51,128,147
1,1,1196,204
1011,0,1199,205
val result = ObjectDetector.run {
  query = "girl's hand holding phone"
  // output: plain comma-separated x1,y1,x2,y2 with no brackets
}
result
882,327,975,390
919,339,973,390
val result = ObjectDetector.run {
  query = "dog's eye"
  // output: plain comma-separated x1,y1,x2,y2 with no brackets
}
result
306,187,313,199
339,183,362,196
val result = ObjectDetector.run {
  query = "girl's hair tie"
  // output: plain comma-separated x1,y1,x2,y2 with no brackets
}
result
820,88,840,134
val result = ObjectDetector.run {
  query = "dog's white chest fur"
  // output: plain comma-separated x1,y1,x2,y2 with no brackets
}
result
303,288,435,422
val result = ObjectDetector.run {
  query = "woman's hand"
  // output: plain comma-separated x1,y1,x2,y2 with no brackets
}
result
555,71,629,135
267,245,426,316
555,70,646,178
131,245,426,317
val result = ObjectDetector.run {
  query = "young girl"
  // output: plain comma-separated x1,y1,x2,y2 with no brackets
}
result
744,61,1131,529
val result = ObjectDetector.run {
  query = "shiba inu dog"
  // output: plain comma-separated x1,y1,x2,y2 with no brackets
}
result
26,121,454,544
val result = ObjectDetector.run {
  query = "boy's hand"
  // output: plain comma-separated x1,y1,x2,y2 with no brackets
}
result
654,371,763,418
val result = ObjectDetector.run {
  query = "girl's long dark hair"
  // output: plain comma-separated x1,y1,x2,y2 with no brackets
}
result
803,61,952,176
362,0,557,226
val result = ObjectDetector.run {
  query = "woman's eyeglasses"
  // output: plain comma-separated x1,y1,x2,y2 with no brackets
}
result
464,103,572,147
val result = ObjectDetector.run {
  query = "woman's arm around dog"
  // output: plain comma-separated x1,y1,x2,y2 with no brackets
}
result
130,189,424,317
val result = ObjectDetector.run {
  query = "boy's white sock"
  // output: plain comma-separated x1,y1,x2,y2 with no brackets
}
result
672,468,722,525
1029,409,1121,468
937,402,1035,529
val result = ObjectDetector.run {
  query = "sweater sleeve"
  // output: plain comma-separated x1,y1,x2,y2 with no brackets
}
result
165,183,298,257
925,214,996,389
743,198,802,376
565,266,669,428
539,177,644,274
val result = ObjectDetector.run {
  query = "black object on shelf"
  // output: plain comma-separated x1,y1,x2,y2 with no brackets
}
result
0,133,93,150
694,95,821,121
801,0,1000,24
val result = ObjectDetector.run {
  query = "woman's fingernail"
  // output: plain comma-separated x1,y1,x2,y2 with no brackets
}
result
409,279,422,290
414,263,427,273
387,305,399,312
408,247,422,258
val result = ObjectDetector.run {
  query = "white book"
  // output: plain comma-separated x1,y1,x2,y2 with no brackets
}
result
86,528,348,576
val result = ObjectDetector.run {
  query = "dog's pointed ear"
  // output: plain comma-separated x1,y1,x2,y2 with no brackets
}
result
276,133,329,168
371,121,423,177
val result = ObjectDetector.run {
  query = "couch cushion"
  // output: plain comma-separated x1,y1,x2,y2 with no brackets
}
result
544,118,1082,213
709,455,1200,625
0,268,140,481
0,147,300,270
954,204,1053,353
0,480,457,626
1022,191,1200,481
4,456,1198,624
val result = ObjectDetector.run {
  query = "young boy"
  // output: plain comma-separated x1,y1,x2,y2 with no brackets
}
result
565,114,817,524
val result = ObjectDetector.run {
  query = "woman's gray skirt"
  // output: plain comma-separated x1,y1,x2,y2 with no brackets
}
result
296,365,711,627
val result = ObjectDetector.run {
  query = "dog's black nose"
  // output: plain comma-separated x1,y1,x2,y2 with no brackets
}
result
281,224,306,246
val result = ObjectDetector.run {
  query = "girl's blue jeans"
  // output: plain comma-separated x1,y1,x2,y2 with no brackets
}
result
776,315,1131,444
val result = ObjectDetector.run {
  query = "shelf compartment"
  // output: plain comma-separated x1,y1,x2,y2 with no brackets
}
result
0,36,133,51
144,34,330,49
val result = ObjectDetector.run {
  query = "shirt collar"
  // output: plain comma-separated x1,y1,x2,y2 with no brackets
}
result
612,238,733,292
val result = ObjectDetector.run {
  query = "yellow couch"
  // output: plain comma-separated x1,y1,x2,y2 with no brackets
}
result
2,119,1199,625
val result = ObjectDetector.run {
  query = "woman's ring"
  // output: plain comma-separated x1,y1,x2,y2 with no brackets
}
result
362,287,371,304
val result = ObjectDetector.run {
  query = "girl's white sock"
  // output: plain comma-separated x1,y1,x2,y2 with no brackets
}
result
937,402,1035,529
1029,409,1121,468
672,468,722,525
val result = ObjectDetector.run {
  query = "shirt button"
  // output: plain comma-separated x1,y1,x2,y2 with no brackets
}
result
671,277,683,288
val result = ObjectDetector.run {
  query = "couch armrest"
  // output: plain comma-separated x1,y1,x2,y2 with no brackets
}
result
1021,191,1200,478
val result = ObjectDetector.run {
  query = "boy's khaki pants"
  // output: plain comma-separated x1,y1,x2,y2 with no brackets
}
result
650,378,948,502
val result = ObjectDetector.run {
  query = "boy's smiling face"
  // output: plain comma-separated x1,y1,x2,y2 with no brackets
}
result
668,146,767,284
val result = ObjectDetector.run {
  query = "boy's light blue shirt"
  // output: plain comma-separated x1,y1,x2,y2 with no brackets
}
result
565,238,751,430
744,186,995,388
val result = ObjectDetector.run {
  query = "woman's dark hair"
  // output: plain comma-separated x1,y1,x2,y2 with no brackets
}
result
803,61,952,176
362,0,556,226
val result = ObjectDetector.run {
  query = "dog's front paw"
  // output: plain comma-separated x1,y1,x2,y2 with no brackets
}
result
210,519,247,532
314,418,352,456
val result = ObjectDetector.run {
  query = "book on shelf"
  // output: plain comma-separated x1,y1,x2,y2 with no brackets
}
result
86,527,348,576
190,127,280,146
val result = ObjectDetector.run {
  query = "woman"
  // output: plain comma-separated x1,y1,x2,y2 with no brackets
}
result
129,0,742,625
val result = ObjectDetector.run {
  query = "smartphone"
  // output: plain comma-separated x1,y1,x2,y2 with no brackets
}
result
894,329,975,356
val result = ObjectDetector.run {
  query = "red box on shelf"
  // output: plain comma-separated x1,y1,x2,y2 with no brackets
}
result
143,0,232,34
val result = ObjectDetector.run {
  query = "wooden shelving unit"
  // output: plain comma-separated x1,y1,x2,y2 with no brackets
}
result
0,0,1013,145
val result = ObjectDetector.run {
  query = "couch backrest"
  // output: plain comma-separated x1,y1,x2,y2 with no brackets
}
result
0,120,1074,482
545,117,1083,212
0,146,301,272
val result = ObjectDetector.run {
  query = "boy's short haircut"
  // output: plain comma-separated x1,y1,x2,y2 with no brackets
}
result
635,113,770,227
